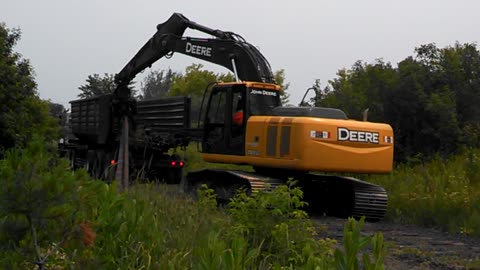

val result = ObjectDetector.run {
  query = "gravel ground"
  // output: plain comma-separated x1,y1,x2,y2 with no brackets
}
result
313,216,480,270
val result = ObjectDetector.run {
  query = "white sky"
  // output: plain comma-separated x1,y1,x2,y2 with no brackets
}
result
2,0,478,106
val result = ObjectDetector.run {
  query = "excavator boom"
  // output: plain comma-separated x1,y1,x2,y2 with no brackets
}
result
114,12,275,100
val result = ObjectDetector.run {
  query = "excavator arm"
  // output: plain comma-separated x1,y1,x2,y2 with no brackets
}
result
110,13,278,188
114,13,275,100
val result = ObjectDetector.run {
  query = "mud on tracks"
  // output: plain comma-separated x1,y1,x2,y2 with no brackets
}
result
313,216,480,270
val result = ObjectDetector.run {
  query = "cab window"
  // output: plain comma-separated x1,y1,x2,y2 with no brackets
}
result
249,88,281,115
206,89,226,124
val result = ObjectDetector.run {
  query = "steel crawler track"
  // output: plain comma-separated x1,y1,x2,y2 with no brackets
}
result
185,169,284,201
349,178,388,221
185,169,388,221
299,174,388,221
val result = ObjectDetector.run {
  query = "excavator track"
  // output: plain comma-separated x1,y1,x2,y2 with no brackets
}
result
185,169,284,202
185,169,387,221
299,174,388,221
226,170,284,193
350,178,388,221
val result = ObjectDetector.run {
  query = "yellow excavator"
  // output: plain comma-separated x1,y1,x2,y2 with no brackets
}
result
66,13,394,221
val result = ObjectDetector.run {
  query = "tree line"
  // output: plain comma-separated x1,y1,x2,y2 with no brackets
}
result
77,64,291,119
309,43,480,162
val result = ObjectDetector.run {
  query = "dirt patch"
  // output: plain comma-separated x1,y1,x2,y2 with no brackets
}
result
313,216,480,269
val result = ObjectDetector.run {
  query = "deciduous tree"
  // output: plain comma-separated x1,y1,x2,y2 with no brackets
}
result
314,43,480,162
0,23,58,153
274,69,291,105
169,64,234,119
77,73,116,98
138,68,177,100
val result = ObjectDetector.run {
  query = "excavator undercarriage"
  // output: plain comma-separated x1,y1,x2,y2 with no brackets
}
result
184,168,388,221
298,174,387,221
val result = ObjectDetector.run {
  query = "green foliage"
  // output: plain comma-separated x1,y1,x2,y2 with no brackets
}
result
333,217,387,270
169,63,233,119
169,64,225,97
0,23,59,153
2,96,59,151
192,230,261,270
0,136,90,269
196,183,218,209
368,148,480,236
227,182,317,265
168,64,290,120
315,42,480,162
138,68,177,100
77,73,117,98
274,69,291,105
176,143,252,173
47,100,67,118
316,60,395,122
0,140,386,269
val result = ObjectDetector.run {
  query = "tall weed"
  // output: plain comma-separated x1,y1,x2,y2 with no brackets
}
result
369,148,480,235
0,136,91,269
333,217,387,270
72,181,386,269
227,182,325,266
0,140,387,269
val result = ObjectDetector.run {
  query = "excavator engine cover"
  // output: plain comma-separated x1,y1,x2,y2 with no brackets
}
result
203,115,394,174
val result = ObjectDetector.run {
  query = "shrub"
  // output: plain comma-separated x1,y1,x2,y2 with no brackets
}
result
0,139,386,269
0,136,90,269
334,217,387,270
0,24,60,154
227,181,333,267
368,148,480,236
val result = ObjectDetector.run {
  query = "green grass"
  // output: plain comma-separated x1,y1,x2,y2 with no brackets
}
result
179,143,480,236
0,139,387,269
368,148,480,235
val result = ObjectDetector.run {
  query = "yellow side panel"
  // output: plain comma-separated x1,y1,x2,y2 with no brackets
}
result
202,116,394,174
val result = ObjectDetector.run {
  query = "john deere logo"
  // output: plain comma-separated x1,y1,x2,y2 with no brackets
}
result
337,127,379,144
185,42,212,57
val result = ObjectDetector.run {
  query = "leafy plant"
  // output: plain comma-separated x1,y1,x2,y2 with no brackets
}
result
369,148,480,236
227,181,335,267
0,139,388,269
333,217,387,270
0,23,59,153
0,137,88,269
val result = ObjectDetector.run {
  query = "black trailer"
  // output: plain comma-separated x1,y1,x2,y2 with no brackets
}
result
59,94,192,184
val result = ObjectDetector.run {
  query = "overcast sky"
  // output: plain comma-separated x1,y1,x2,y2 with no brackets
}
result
2,0,479,106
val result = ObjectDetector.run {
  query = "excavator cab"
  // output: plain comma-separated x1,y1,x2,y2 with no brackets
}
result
202,82,281,156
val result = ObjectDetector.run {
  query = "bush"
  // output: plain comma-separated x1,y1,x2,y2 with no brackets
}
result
0,136,91,269
227,181,333,267
0,23,59,154
368,148,480,236
0,139,386,269
334,217,387,270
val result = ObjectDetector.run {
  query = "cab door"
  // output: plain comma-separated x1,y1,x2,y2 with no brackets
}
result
202,84,246,156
